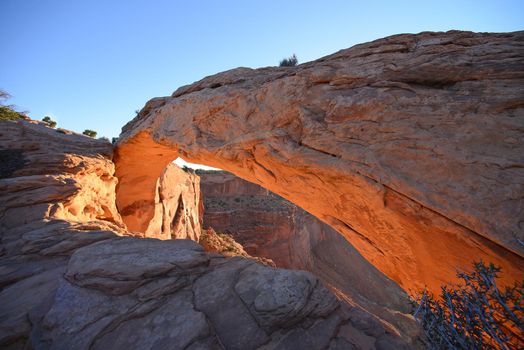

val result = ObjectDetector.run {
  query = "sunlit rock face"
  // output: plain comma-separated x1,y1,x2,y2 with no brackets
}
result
0,120,124,229
134,163,202,240
115,31,524,294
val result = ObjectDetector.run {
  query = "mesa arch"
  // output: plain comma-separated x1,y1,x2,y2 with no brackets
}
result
115,30,524,294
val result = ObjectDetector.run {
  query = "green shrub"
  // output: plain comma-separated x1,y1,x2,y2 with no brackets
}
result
0,90,23,121
42,116,57,128
0,106,21,121
279,54,298,67
414,261,523,349
83,129,97,138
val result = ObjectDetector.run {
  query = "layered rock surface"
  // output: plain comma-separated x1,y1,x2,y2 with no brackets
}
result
198,170,293,263
198,227,276,267
1,120,415,348
130,163,203,240
116,30,524,293
0,120,124,229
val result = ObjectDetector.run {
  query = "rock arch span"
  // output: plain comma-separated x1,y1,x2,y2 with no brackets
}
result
115,31,524,294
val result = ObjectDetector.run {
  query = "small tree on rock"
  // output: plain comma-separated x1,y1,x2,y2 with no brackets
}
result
0,90,23,121
414,261,523,349
42,116,57,128
279,54,298,67
83,129,97,138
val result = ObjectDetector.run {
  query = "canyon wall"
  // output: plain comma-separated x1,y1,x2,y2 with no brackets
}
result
199,170,419,338
1,119,416,348
115,31,524,294
198,170,294,264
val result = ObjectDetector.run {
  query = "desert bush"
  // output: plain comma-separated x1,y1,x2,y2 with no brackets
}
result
83,129,97,138
0,106,21,121
42,116,57,128
279,54,298,67
414,261,523,349
0,90,23,121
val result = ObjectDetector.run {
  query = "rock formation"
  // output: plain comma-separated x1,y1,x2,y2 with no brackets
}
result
1,120,416,348
129,163,203,240
198,170,295,264
115,30,524,294
199,170,419,339
198,227,276,266
0,119,124,230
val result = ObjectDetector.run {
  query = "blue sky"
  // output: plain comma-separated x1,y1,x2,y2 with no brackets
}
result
1,0,523,139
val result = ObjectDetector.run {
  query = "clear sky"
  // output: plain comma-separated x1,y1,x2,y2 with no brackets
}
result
1,0,523,140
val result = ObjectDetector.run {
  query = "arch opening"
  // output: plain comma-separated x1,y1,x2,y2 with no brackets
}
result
114,130,523,295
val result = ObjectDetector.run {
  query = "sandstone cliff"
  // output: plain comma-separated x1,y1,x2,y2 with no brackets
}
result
115,30,524,294
126,163,203,240
198,170,294,263
0,119,124,230
0,120,415,348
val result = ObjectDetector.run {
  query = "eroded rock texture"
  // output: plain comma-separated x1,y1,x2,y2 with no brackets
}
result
131,163,203,240
0,120,124,229
1,120,415,348
116,31,524,293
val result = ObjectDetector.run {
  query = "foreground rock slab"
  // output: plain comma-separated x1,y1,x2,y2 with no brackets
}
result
116,30,524,293
44,237,388,350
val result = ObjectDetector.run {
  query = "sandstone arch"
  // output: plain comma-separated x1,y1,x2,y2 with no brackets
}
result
115,31,524,294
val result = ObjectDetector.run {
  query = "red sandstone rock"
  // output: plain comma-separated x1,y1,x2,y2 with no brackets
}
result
198,227,276,266
0,120,124,229
115,31,524,294
131,163,202,240
199,170,295,263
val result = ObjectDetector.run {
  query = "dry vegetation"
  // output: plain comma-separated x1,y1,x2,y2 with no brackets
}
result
199,228,275,266
414,261,523,349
